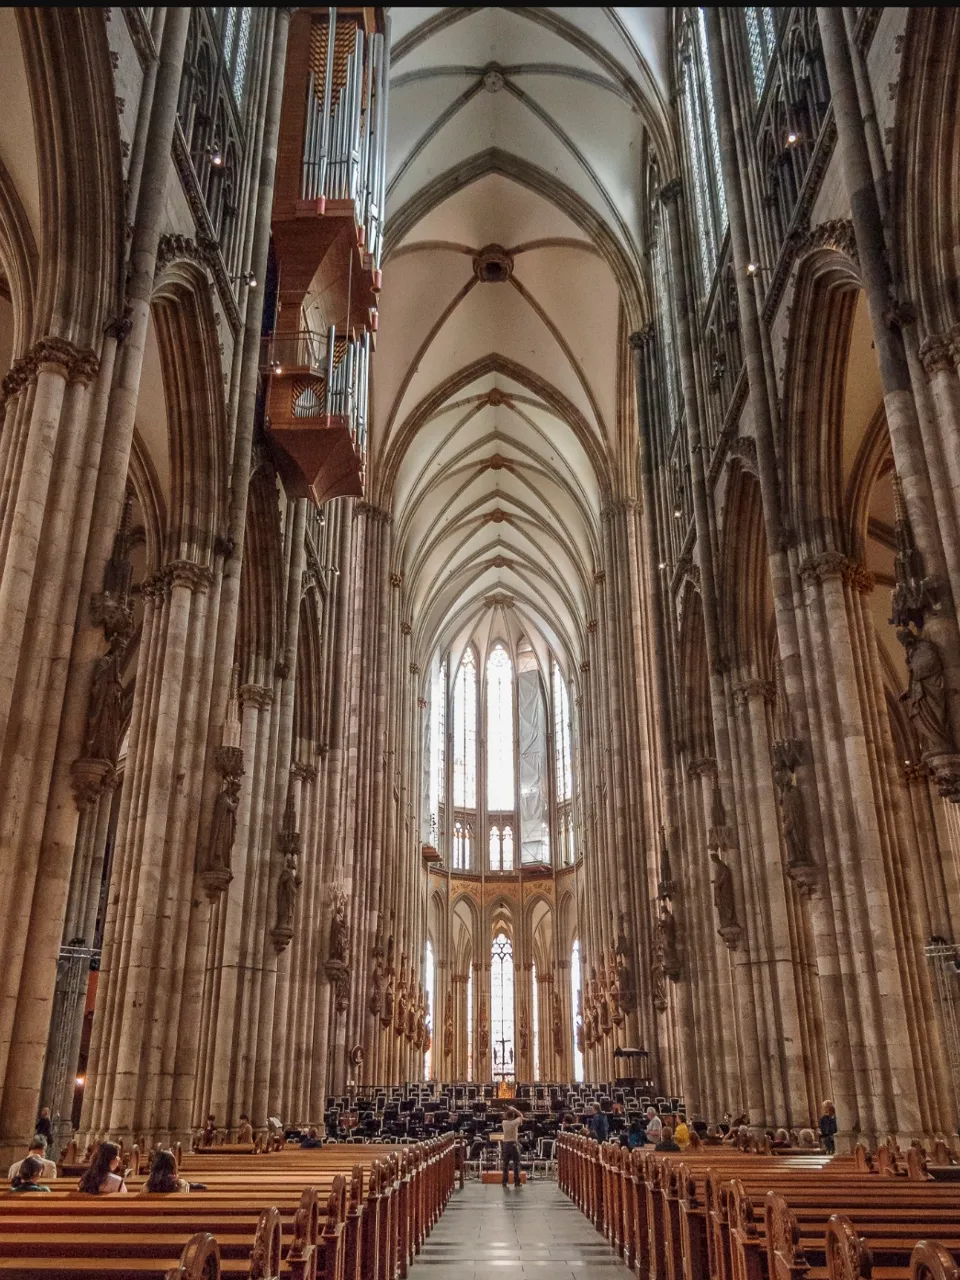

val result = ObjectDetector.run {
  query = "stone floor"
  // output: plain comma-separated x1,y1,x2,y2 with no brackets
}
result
410,1178,633,1279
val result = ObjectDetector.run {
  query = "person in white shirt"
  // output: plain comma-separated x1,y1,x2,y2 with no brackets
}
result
501,1107,523,1187
8,1137,57,1182
645,1106,663,1142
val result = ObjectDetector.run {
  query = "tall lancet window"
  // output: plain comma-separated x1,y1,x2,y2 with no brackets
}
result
531,962,540,1082
486,644,515,811
427,658,446,846
744,7,778,99
571,940,584,1083
517,642,548,863
553,660,575,865
466,967,474,1082
453,649,477,815
681,8,728,288
491,932,515,1081
424,940,435,1080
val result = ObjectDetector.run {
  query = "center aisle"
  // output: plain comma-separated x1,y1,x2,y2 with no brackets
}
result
408,1179,633,1279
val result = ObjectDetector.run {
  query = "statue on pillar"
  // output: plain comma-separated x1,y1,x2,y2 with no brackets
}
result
443,990,454,1058
369,955,385,1017
271,849,302,951
898,627,955,756
710,851,742,949
83,627,129,764
657,904,681,980
552,990,564,1059
328,890,349,965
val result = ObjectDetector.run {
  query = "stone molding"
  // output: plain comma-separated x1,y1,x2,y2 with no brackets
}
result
687,756,717,779
918,324,960,377
291,760,318,784
799,551,874,592
628,323,655,352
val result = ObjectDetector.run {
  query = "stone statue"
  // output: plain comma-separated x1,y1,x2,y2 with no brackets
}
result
477,992,489,1057
395,967,408,1037
899,628,955,755
518,1015,529,1059
443,990,454,1057
275,850,302,932
369,956,384,1016
328,891,349,965
84,636,125,763
710,851,738,931
776,767,811,867
382,973,396,1025
205,775,242,874
552,990,564,1059
657,905,681,979
405,981,417,1042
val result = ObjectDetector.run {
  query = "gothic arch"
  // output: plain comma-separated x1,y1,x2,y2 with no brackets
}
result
151,263,229,563
781,249,862,554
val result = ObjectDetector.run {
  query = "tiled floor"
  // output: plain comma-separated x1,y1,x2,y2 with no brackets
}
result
410,1178,634,1279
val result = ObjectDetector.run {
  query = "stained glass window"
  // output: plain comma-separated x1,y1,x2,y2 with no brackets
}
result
453,650,477,808
453,820,472,871
744,8,778,100
487,645,515,810
531,962,540,1082
232,8,252,101
491,932,515,1082
489,824,515,872
424,941,435,1081
571,940,584,1083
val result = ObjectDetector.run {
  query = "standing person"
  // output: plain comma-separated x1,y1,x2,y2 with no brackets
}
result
819,1101,837,1155
77,1141,128,1195
588,1103,609,1144
34,1107,53,1151
501,1107,523,1187
644,1106,663,1144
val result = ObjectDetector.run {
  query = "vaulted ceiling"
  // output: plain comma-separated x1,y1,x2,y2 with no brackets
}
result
371,7,671,677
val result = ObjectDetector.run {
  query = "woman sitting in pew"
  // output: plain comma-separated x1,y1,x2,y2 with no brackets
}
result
143,1149,190,1194
77,1141,128,1194
9,1156,51,1193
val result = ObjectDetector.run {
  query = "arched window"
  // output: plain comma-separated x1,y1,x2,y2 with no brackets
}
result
744,7,778,99
531,962,540,1083
487,645,515,810
424,941,435,1081
453,650,477,809
571,940,584,1083
466,968,474,1082
453,820,472,871
219,7,253,102
491,932,515,1082
680,8,728,288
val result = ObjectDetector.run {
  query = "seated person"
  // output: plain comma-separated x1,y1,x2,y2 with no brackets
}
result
8,1136,57,1182
674,1114,691,1148
771,1128,791,1149
77,1141,128,1194
300,1126,323,1148
703,1124,724,1146
626,1117,648,1150
236,1113,254,1144
202,1114,217,1146
8,1156,51,1193
655,1124,681,1153
143,1149,189,1193
797,1127,818,1149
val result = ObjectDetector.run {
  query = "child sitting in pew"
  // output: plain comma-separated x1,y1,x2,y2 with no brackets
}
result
8,1156,50,1193
143,1149,190,1193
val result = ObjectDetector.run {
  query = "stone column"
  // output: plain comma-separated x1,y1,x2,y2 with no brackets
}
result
817,7,960,794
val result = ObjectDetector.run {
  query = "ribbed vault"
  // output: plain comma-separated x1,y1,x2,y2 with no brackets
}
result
374,6,669,672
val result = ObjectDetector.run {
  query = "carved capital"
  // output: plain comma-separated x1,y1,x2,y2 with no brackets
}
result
628,323,655,352
390,572,403,588
214,744,244,781
167,559,214,593
240,683,273,711
918,335,955,378
687,756,717,779
291,760,318,784
70,758,115,811
733,678,776,707
659,178,683,206
798,550,848,585
104,307,134,343
1,336,100,404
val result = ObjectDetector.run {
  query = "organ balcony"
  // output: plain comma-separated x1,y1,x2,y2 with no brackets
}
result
261,326,370,505
264,6,387,503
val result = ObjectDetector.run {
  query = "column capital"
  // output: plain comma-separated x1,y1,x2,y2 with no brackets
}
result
659,178,683,206
628,323,655,352
240,683,273,710
687,755,717,779
733,678,776,707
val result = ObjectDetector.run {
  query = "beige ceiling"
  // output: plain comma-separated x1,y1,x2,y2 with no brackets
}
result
373,7,670,677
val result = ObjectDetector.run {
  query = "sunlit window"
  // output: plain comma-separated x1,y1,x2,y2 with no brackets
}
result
428,659,446,844
489,824,515,872
453,820,472,872
744,7,778,99
453,650,477,808
571,940,584,1083
552,661,572,803
424,940,435,1081
220,7,253,102
531,962,540,1082
487,645,515,810
491,932,515,1081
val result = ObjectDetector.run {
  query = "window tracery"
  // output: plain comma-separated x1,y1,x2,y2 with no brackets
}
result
571,940,584,1083
491,932,515,1081
531,961,540,1082
487,644,515,811
678,8,728,290
453,649,477,810
744,7,778,100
